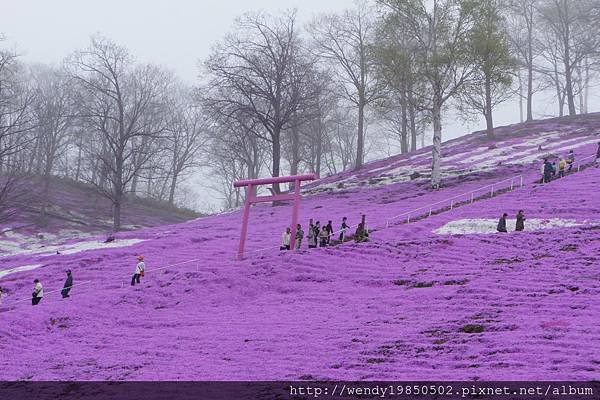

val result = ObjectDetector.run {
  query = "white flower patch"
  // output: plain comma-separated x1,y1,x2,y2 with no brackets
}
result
434,218,592,235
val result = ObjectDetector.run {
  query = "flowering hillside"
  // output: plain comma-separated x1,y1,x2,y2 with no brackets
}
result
0,114,599,380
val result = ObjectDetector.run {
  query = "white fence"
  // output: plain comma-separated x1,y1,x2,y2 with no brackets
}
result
385,175,524,228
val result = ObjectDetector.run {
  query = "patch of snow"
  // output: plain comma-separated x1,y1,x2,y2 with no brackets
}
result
435,218,592,235
0,238,145,258
0,264,43,279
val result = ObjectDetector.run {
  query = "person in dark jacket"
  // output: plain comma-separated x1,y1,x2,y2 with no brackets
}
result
550,161,557,177
61,270,73,298
319,227,329,247
497,213,508,233
325,221,333,245
339,217,349,241
566,150,575,172
32,279,43,305
596,142,600,164
543,159,553,183
295,224,304,249
515,210,526,231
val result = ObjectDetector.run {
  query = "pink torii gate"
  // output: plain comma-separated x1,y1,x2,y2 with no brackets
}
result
233,174,317,260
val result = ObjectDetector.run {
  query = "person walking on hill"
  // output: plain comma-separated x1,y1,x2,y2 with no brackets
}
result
543,159,553,183
354,214,369,243
295,224,304,249
319,226,329,247
558,158,567,178
131,256,145,286
61,270,73,298
32,279,43,305
551,161,557,178
497,213,508,233
325,221,333,245
596,142,600,165
339,217,349,241
307,223,317,249
280,227,291,251
515,210,526,231
567,150,575,172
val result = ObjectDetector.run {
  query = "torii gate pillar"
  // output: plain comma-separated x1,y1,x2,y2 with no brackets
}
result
233,174,317,260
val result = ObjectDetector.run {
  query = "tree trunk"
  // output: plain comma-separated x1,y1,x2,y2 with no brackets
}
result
272,127,281,194
112,199,121,231
112,157,124,231
400,92,409,154
431,95,443,189
408,91,417,152
484,76,494,138
168,172,178,205
518,72,524,123
355,96,365,169
526,20,534,122
562,20,576,116
75,136,83,182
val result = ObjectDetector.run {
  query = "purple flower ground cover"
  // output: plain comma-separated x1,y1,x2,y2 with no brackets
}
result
0,115,599,380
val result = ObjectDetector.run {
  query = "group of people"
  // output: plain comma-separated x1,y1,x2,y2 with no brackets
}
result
280,215,369,251
10,256,145,307
541,150,575,183
27,269,73,306
497,210,526,233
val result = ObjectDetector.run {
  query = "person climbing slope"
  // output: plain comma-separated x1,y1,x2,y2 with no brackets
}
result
515,210,526,232
325,221,333,245
319,226,329,247
558,157,567,178
497,213,508,233
543,159,553,183
307,222,317,249
131,255,145,286
61,270,73,298
32,279,43,305
354,214,369,243
280,227,291,250
339,217,349,241
566,150,575,172
295,224,304,249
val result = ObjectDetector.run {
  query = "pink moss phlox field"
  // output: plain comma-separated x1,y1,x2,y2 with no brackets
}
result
1,115,599,380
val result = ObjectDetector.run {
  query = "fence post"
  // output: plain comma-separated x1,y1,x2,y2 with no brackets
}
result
510,179,514,191
471,193,474,203
429,207,432,217
407,215,410,224
385,221,389,228
491,185,494,197
450,200,454,210
520,176,523,187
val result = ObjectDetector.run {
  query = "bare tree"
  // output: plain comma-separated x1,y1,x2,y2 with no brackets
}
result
204,10,312,194
505,0,544,122
538,0,600,116
0,46,34,173
308,2,379,169
68,35,171,230
29,64,75,219
164,87,208,205
458,0,517,138
381,0,477,188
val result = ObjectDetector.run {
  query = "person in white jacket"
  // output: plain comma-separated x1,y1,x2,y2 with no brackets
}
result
131,255,145,286
32,279,43,305
280,227,291,250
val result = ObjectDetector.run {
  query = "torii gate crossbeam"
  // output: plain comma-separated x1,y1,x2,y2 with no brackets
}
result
233,174,317,260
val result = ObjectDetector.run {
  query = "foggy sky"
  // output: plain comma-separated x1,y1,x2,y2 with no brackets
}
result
2,0,597,211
